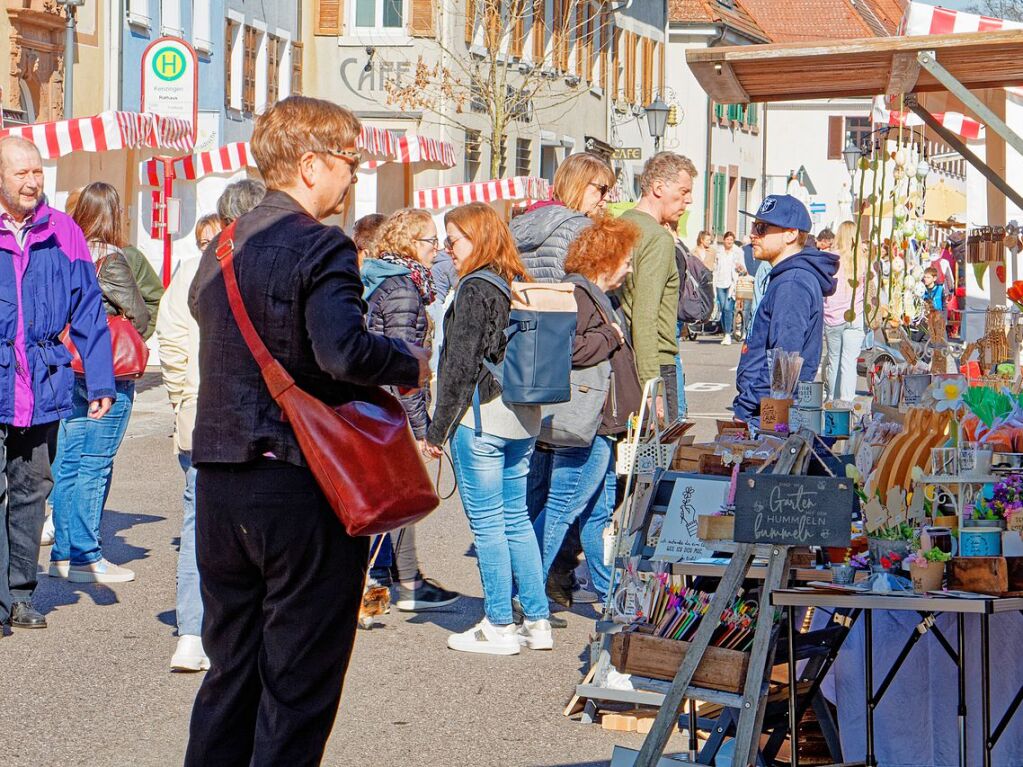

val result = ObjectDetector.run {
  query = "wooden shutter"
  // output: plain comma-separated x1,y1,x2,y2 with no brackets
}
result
511,0,525,57
625,31,635,103
641,37,653,105
466,0,476,44
267,35,280,105
243,26,258,112
827,115,843,160
409,0,435,37
532,0,546,62
611,25,620,100
291,42,303,95
315,0,343,35
485,0,500,51
224,20,234,108
599,10,609,91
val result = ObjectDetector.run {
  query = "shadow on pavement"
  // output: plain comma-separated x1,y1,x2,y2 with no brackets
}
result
34,510,162,615
403,594,484,632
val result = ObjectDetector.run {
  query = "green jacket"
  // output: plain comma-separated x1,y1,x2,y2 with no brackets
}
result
123,245,165,340
617,208,679,385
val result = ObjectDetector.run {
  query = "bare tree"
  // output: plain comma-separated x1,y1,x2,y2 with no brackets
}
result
967,0,1023,20
383,0,608,178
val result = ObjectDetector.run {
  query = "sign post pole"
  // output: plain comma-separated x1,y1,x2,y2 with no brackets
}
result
161,157,175,287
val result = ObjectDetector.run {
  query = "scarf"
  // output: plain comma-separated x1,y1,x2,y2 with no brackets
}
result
380,252,436,304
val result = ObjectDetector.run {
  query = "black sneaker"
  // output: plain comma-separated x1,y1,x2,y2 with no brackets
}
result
512,597,568,629
395,578,460,612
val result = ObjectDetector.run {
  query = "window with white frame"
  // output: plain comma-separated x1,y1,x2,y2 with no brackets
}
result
193,0,213,54
127,0,150,28
253,25,269,114
226,16,243,111
353,0,405,31
161,0,182,36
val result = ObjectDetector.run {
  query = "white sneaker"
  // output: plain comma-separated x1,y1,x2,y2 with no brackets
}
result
517,618,554,650
67,559,135,584
447,618,520,655
40,516,54,546
171,635,211,672
48,560,69,578
721,335,733,346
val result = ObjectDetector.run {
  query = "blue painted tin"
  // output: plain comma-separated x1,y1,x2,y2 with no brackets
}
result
959,527,1003,557
823,409,851,438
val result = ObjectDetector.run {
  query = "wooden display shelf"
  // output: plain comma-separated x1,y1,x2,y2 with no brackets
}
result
610,631,750,693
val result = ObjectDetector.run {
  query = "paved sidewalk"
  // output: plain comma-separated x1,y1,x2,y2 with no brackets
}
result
2,375,692,767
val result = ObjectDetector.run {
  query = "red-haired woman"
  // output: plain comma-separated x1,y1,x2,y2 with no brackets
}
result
534,216,642,604
424,202,550,656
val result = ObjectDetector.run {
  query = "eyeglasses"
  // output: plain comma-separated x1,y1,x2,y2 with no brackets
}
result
311,147,361,177
444,234,466,251
417,236,440,249
589,182,611,199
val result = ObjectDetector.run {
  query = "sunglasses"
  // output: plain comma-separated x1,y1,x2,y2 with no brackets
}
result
589,182,611,199
751,221,786,236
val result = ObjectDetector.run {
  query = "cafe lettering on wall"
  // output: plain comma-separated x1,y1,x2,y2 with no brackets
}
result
733,474,854,548
340,57,413,95
612,147,643,161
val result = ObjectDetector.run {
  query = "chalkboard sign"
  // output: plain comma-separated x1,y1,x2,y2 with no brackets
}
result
733,474,853,547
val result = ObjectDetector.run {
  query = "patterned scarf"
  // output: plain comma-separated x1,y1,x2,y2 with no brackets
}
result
380,252,436,304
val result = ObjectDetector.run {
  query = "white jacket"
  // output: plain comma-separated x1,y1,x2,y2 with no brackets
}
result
156,257,200,453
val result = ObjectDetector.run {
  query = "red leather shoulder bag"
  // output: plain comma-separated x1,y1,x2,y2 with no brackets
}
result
214,222,438,537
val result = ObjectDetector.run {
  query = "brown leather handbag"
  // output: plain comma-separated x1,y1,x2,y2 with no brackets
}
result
215,222,439,537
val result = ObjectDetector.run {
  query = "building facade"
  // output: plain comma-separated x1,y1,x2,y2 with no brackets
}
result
304,0,665,220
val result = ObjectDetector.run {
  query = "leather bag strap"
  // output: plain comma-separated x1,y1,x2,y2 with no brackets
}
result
215,222,296,399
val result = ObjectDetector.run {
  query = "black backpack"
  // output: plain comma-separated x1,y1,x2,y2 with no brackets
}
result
676,241,714,323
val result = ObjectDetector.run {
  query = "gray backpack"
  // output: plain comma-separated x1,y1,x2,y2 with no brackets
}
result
538,276,613,447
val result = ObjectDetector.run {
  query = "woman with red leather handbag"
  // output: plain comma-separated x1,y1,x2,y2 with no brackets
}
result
48,182,149,585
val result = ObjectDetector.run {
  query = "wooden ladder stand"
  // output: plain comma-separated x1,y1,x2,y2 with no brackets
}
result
631,431,816,767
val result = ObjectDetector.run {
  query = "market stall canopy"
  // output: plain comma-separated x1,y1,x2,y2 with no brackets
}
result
415,176,550,210
685,29,1023,104
0,111,194,158
924,179,967,223
138,129,456,185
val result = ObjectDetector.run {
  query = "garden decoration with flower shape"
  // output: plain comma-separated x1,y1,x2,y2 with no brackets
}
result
970,473,1023,524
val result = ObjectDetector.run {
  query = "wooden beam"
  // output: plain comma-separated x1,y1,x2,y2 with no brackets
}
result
714,61,750,104
887,52,921,96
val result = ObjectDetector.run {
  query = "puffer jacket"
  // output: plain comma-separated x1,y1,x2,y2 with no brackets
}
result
123,245,165,340
362,256,431,439
91,243,149,336
510,202,591,282
0,200,115,426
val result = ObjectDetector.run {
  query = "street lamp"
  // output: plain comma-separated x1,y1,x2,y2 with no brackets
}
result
56,0,86,119
842,140,860,214
644,97,670,153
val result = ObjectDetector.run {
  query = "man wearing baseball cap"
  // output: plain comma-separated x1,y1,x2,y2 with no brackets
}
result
732,195,838,427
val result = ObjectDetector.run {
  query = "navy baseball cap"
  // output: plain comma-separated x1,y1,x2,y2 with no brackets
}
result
740,194,812,233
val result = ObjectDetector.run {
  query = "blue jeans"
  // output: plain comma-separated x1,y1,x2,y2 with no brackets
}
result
716,287,735,335
50,379,135,566
533,436,615,601
450,425,548,625
177,451,202,636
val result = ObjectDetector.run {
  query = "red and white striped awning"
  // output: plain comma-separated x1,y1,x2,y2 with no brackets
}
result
139,128,456,186
872,96,984,140
415,176,550,210
0,111,194,159
884,3,1023,140
898,2,1021,36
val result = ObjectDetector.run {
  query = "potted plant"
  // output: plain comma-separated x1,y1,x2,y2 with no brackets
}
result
967,473,1023,530
867,522,915,564
905,548,951,594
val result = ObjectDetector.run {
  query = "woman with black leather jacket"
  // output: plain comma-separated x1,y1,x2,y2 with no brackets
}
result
47,182,148,584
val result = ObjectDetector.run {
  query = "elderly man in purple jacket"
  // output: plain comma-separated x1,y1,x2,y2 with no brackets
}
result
0,136,115,633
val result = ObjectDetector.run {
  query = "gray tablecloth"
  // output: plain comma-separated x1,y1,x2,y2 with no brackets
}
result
817,608,1023,767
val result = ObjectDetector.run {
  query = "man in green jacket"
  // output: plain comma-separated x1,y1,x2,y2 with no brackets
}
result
618,152,696,420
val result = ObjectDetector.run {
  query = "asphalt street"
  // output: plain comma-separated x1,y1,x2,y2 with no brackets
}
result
1,337,742,767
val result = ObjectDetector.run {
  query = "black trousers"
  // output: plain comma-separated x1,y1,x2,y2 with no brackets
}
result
0,422,58,622
660,363,680,423
184,460,369,767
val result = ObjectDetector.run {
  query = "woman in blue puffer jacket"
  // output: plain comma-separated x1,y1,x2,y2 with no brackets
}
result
361,208,459,613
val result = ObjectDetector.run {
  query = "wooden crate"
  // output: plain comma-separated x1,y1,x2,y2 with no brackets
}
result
610,631,750,693
947,556,1023,595
698,514,735,541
